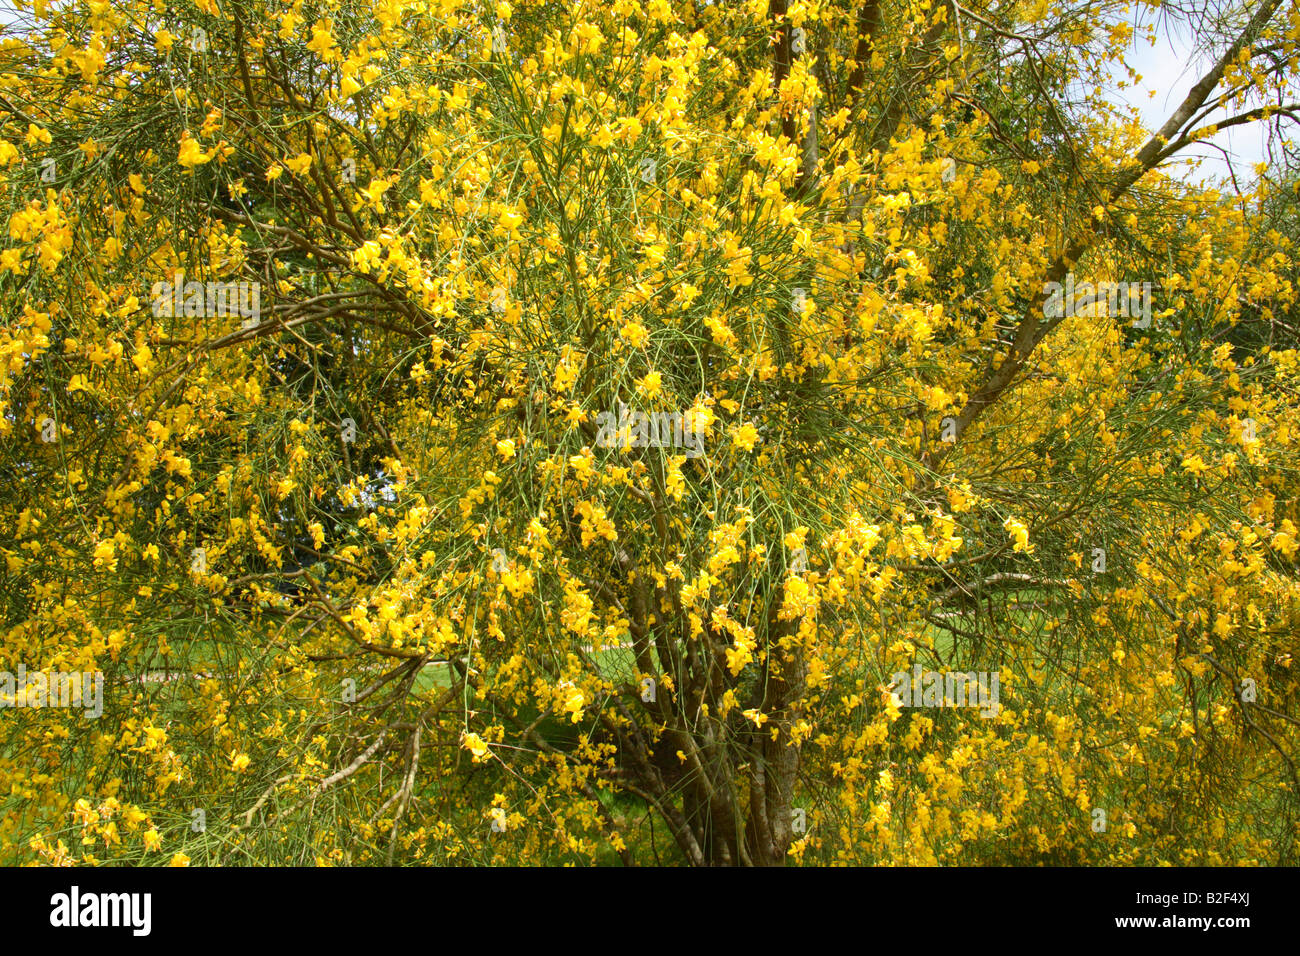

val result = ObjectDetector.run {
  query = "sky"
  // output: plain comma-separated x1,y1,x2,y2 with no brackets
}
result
1109,10,1276,188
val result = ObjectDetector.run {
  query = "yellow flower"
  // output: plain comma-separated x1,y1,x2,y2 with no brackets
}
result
1271,523,1298,559
685,403,715,434
284,153,313,176
496,439,516,460
637,370,663,398
231,753,251,772
732,422,760,452
619,321,649,348
726,634,755,676
168,852,191,867
462,732,490,761
1003,516,1033,554
363,177,393,211
176,132,211,169
121,805,146,828
498,207,523,238
131,344,153,375
568,453,594,481
560,683,585,723
93,539,116,570
306,21,340,62
143,829,162,852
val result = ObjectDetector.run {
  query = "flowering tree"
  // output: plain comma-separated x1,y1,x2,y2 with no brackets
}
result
2,0,1299,866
